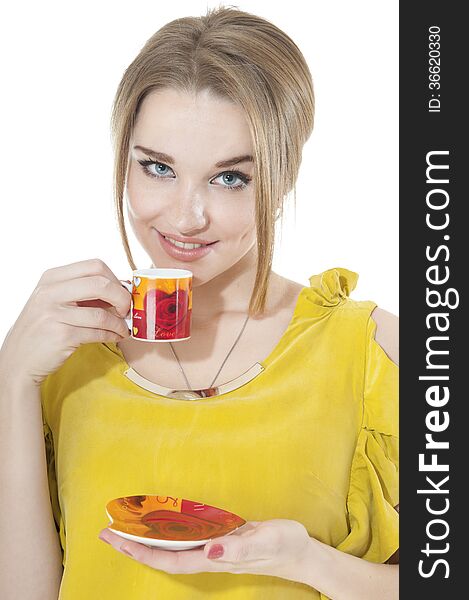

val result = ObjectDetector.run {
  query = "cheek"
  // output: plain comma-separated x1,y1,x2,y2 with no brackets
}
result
126,196,158,222
126,169,165,221
215,201,256,242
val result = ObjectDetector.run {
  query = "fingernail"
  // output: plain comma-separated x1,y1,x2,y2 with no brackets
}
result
207,544,224,559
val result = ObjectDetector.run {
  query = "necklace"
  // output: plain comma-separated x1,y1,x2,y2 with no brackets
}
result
168,314,250,399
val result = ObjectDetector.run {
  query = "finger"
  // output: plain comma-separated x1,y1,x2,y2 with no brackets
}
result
56,305,130,337
39,258,122,286
75,298,123,320
204,521,274,563
231,521,261,535
98,529,222,574
205,526,271,563
50,276,130,318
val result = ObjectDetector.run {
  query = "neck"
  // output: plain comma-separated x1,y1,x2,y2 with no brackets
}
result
193,245,259,323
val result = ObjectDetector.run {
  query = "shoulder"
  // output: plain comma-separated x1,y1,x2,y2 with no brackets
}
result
370,307,399,366
267,273,304,315
273,273,304,296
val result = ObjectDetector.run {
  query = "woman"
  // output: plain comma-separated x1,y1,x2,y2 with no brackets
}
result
0,6,398,599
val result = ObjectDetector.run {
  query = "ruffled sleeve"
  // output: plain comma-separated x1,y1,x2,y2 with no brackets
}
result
307,267,359,307
334,309,399,563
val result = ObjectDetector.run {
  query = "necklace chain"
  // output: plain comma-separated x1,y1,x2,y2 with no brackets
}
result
168,314,250,391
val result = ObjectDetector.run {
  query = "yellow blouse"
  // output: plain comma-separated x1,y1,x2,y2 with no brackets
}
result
40,267,399,599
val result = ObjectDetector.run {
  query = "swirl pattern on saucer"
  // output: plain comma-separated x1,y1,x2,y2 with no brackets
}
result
106,495,246,541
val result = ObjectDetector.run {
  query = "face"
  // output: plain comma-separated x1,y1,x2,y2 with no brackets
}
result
126,87,257,286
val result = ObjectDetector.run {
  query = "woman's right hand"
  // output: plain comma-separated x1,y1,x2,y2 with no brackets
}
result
0,258,131,387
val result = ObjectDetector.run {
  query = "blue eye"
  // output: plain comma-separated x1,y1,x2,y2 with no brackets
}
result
137,160,175,179
153,163,171,176
136,159,251,191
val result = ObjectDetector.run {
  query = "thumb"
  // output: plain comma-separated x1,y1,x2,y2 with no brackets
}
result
205,537,265,562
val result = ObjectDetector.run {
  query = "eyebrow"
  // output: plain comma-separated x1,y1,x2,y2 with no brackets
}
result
133,145,254,169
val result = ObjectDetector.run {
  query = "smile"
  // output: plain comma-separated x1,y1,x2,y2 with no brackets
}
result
163,236,207,249
155,229,218,262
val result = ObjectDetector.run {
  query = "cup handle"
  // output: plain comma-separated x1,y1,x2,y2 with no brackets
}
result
119,280,133,332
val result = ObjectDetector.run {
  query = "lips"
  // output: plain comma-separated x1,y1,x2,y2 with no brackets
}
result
155,229,218,262
159,231,217,245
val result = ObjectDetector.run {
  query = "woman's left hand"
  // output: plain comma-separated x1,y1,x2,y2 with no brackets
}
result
98,519,311,580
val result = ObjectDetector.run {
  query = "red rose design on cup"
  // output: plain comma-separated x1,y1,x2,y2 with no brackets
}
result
155,291,187,330
142,287,191,339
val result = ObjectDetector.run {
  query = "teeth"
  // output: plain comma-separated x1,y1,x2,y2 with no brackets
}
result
164,236,204,249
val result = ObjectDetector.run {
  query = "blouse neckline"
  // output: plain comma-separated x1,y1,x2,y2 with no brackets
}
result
105,285,309,401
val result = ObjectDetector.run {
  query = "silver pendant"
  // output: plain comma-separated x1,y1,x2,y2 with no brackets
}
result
166,387,220,400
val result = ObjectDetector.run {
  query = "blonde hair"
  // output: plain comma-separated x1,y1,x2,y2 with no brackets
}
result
110,5,314,316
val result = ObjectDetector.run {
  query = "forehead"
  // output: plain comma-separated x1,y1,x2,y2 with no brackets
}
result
132,88,253,160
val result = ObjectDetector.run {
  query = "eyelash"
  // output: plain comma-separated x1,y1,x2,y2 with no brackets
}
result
136,159,252,192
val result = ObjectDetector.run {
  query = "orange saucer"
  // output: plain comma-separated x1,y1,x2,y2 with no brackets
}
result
105,495,246,550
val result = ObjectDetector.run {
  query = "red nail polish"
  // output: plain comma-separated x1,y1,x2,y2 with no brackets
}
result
208,544,224,559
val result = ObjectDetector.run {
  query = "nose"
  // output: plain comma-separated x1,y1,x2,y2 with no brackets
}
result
170,193,208,235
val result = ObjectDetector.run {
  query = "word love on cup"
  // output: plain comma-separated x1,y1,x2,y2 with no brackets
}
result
119,268,192,342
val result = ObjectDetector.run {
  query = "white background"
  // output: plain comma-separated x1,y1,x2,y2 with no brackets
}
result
0,0,398,344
